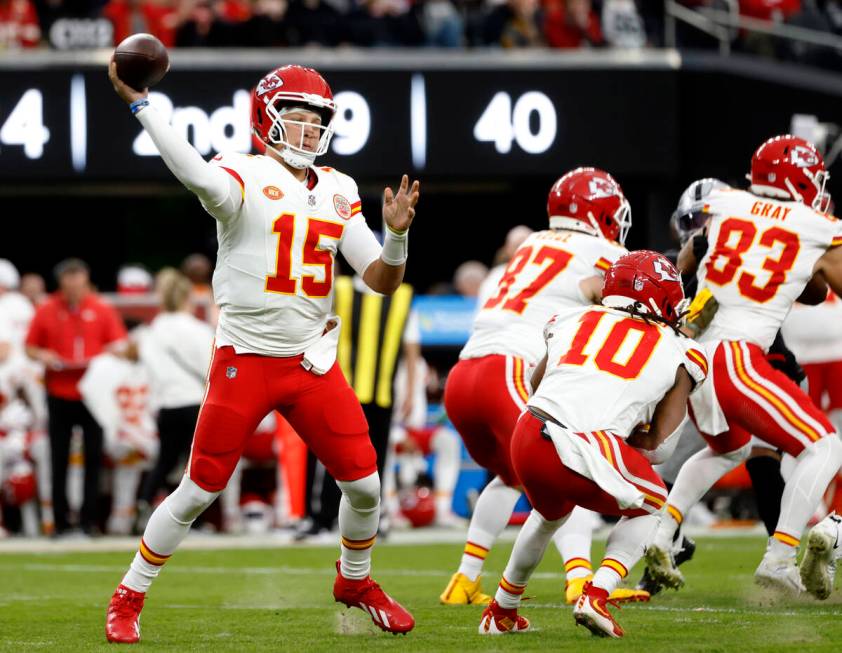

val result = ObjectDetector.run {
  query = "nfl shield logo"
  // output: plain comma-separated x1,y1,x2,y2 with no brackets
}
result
226,366,237,379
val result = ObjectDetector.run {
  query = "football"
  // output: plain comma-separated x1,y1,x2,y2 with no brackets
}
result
113,33,169,92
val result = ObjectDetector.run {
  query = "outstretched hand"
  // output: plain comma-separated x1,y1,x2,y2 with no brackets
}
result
108,56,148,105
382,174,420,233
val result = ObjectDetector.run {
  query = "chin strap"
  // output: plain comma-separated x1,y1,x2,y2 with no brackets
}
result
265,142,316,170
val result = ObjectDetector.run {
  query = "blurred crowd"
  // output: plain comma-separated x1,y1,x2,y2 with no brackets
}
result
1,0,841,67
0,252,476,539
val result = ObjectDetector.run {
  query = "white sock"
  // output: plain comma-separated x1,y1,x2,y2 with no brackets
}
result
457,476,521,581
432,427,460,517
122,476,219,593
495,510,567,609
109,463,142,535
552,507,596,580
595,514,659,594
337,472,380,580
774,436,842,548
655,444,749,549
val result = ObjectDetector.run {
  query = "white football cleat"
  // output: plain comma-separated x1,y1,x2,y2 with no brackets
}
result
755,555,804,594
644,544,685,590
800,513,840,600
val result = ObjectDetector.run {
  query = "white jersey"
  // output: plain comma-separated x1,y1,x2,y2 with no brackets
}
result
476,264,505,308
530,306,708,436
697,188,842,351
0,291,34,349
205,153,382,357
140,311,214,409
460,230,626,364
0,350,45,431
781,291,842,364
79,354,157,460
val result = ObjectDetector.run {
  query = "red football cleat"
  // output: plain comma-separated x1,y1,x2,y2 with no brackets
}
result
105,584,145,643
333,561,415,635
478,600,531,635
573,581,624,638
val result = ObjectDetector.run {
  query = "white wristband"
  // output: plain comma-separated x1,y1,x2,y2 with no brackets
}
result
381,227,408,266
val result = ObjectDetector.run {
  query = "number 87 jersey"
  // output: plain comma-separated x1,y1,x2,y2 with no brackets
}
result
460,230,627,365
696,188,842,351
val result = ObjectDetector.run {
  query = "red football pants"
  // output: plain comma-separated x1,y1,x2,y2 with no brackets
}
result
188,346,376,493
695,341,835,457
803,361,842,412
511,412,667,521
443,354,530,486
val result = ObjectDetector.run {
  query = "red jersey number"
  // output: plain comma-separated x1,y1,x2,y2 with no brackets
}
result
266,214,344,297
705,218,801,303
558,311,661,380
484,245,573,314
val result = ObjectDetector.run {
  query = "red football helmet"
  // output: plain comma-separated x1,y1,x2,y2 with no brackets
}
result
399,486,436,528
251,65,337,168
3,461,36,506
749,135,830,212
547,167,632,245
602,250,686,325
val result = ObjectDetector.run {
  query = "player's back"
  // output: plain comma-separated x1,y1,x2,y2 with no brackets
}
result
530,305,706,436
697,188,842,350
460,230,626,364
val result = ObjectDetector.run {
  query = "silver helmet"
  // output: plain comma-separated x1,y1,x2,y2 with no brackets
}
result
671,178,729,245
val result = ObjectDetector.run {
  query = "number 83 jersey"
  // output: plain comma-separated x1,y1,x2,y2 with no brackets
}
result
697,188,842,351
460,230,627,364
207,153,382,357
530,305,708,436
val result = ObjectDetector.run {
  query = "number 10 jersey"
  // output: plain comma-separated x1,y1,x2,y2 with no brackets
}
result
460,230,627,364
530,306,707,437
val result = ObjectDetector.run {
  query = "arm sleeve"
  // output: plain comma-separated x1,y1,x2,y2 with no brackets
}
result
135,105,243,222
681,341,709,390
340,220,383,277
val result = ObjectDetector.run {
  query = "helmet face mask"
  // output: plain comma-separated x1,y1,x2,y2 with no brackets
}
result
265,100,335,168
671,178,729,245
252,66,337,169
547,167,632,245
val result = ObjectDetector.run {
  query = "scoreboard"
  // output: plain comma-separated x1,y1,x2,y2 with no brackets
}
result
3,50,842,186
0,50,678,181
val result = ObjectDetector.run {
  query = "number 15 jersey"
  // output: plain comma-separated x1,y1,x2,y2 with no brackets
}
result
696,188,842,351
460,230,627,364
205,153,381,357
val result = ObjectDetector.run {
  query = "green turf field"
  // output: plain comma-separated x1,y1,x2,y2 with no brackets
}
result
0,535,840,651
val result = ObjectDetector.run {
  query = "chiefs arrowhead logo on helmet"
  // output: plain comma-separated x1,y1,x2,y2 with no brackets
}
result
588,177,619,200
256,73,283,97
653,258,680,282
790,145,819,168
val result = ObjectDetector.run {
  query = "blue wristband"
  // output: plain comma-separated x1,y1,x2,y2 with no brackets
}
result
129,99,150,115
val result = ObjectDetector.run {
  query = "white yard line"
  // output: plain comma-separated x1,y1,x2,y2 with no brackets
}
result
0,524,767,555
